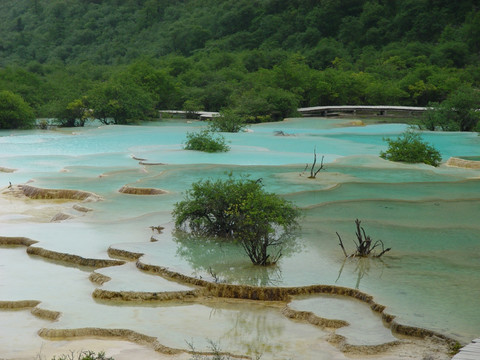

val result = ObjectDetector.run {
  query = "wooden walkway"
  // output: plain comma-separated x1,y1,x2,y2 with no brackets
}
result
161,105,478,120
160,106,427,120
159,110,219,120
452,338,480,360
298,105,427,116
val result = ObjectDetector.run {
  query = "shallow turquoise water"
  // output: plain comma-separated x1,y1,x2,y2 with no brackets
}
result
1,117,480,356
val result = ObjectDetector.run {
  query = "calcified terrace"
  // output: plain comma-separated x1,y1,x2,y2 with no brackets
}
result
0,228,455,359
1,118,479,359
0,183,458,359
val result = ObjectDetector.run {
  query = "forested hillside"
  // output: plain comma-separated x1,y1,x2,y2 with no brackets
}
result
0,0,479,128
1,0,479,65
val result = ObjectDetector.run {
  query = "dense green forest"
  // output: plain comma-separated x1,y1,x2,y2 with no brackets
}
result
0,0,479,128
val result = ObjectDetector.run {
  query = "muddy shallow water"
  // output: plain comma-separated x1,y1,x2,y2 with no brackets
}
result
1,118,479,359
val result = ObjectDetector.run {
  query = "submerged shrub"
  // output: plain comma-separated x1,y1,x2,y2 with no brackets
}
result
184,129,229,152
173,176,300,266
380,130,441,167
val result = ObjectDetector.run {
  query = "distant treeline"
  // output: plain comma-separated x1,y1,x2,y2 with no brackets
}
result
0,0,479,127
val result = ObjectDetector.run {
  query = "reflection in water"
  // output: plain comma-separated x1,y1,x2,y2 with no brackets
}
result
208,303,284,357
336,257,387,289
178,299,329,359
225,312,282,357
174,231,296,286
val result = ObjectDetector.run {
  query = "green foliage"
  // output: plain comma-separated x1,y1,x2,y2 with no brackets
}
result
0,90,35,129
306,38,350,70
184,129,229,153
56,97,91,127
173,177,257,238
173,176,300,266
209,109,245,133
125,59,179,110
182,99,204,119
380,130,442,167
421,103,456,132
88,77,154,125
232,86,300,122
0,66,50,112
421,85,480,132
0,0,478,67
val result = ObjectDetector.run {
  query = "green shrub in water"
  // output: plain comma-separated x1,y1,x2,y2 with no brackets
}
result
380,130,441,167
173,176,300,266
184,129,230,153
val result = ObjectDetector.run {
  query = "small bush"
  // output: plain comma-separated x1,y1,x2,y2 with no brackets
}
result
184,129,230,153
380,130,441,167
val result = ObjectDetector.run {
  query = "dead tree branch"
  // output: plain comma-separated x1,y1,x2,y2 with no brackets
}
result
336,232,349,257
336,219,391,258
307,147,326,178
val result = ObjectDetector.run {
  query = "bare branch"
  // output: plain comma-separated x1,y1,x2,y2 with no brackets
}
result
314,155,325,176
336,232,349,257
309,147,317,178
306,147,327,178
376,247,392,257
